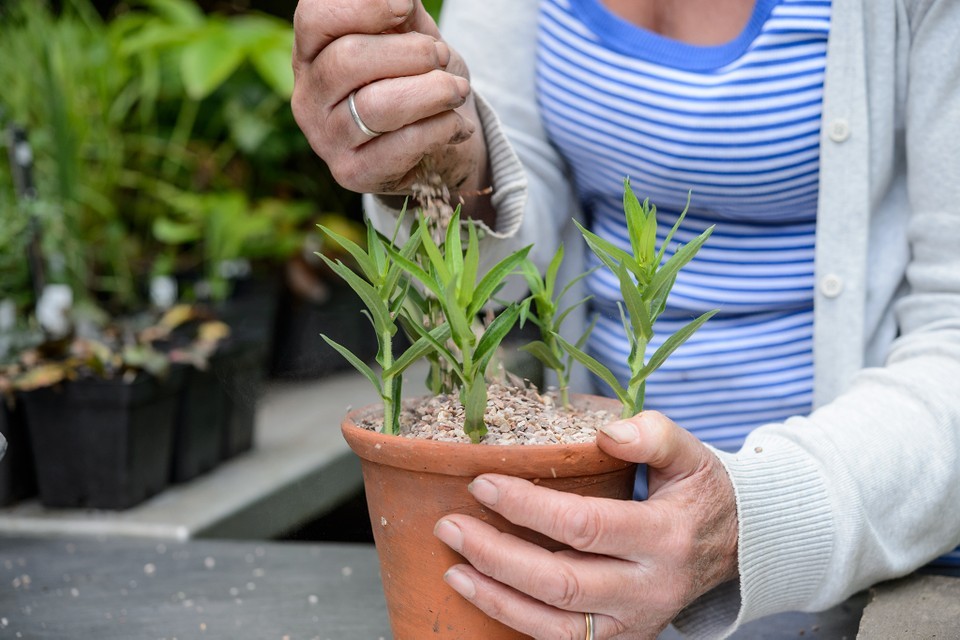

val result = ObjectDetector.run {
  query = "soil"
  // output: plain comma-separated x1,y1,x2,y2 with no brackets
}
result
357,382,618,445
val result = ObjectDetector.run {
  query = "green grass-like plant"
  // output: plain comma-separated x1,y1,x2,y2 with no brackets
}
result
557,179,717,419
321,179,714,441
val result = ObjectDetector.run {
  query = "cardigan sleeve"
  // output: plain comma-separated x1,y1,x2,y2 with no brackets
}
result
675,1,960,636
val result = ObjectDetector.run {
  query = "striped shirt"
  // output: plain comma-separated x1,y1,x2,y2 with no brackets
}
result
536,0,831,452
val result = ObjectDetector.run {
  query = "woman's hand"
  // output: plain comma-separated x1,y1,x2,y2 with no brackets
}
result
291,0,486,197
434,411,740,639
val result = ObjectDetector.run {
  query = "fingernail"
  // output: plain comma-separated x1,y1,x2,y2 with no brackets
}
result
434,519,464,552
454,75,470,100
444,568,476,599
389,0,412,18
435,41,451,69
600,420,639,444
467,477,498,505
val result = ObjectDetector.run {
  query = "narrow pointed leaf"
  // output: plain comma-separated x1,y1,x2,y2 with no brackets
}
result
623,180,647,261
459,222,481,308
418,214,451,285
444,209,463,278
573,220,644,282
443,280,475,351
386,248,444,299
656,191,692,266
544,243,565,300
520,340,565,372
645,225,713,304
556,294,594,329
468,246,531,317
475,304,522,374
630,309,717,386
321,335,382,395
319,255,392,334
405,320,465,382
615,263,653,341
575,313,600,350
557,265,598,302
639,199,659,267
318,224,378,282
554,333,630,406
386,324,452,377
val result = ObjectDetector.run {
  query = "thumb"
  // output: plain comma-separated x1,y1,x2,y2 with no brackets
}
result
597,410,707,484
387,0,442,39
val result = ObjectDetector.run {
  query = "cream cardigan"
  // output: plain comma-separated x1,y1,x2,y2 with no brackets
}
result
366,0,960,636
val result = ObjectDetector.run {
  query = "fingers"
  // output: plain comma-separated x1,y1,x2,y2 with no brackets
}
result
443,564,626,640
463,475,665,558
346,71,469,139
316,32,451,104
598,410,709,485
435,517,645,623
293,0,415,63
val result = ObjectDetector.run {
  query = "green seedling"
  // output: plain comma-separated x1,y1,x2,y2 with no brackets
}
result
558,179,717,418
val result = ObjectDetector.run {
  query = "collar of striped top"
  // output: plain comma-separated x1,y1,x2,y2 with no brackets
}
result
568,0,783,71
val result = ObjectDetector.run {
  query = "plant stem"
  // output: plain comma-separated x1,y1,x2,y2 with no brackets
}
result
380,328,397,435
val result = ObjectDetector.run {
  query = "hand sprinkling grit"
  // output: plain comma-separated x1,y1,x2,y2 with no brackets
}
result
357,383,616,445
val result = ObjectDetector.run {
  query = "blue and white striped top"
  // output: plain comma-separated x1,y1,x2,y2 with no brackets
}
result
536,0,831,452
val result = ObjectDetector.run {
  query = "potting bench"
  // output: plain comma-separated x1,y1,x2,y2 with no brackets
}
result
1,535,957,639
0,365,428,541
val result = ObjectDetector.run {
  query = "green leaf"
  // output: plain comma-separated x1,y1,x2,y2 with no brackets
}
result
406,320,464,382
152,217,201,244
417,215,451,284
557,265,599,302
520,258,546,297
139,0,204,27
467,246,531,317
458,221,480,309
322,335,382,395
629,309,718,386
318,224,378,283
388,248,443,299
544,243,565,300
639,199,659,268
520,340,565,372
623,179,647,262
474,304,522,374
573,220,644,283
442,280,475,352
615,263,653,341
444,209,463,282
575,313,599,350
555,333,630,406
556,294,593,330
319,255,393,336
179,22,245,99
656,191,692,266
386,324,452,377
645,225,714,304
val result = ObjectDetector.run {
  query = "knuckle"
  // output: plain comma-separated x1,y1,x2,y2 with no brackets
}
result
540,562,583,610
561,504,604,551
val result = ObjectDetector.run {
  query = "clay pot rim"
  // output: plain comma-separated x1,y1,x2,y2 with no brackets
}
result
341,394,635,478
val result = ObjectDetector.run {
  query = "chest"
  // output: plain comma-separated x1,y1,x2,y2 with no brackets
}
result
600,0,756,45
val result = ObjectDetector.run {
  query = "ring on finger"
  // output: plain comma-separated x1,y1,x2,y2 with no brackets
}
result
584,612,595,640
348,90,383,138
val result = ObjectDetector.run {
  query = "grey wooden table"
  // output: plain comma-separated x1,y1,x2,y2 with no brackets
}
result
0,536,878,639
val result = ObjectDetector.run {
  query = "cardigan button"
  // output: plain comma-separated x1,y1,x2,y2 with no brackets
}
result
828,118,851,143
820,274,844,298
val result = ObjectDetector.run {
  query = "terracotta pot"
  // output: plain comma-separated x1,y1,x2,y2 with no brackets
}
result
341,394,637,640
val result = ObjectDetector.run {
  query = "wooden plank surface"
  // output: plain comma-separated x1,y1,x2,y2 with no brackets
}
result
0,536,391,639
0,535,873,640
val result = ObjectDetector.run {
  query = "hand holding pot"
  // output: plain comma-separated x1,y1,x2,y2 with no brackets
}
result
291,0,486,198
434,411,739,639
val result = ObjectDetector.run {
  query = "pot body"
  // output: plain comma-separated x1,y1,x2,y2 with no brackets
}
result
341,395,636,640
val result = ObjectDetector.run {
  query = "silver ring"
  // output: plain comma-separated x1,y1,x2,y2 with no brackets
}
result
348,90,383,138
584,612,595,640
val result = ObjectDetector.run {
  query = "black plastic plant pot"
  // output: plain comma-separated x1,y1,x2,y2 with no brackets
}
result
21,372,182,510
0,397,38,506
270,285,378,380
215,340,267,460
169,364,226,484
